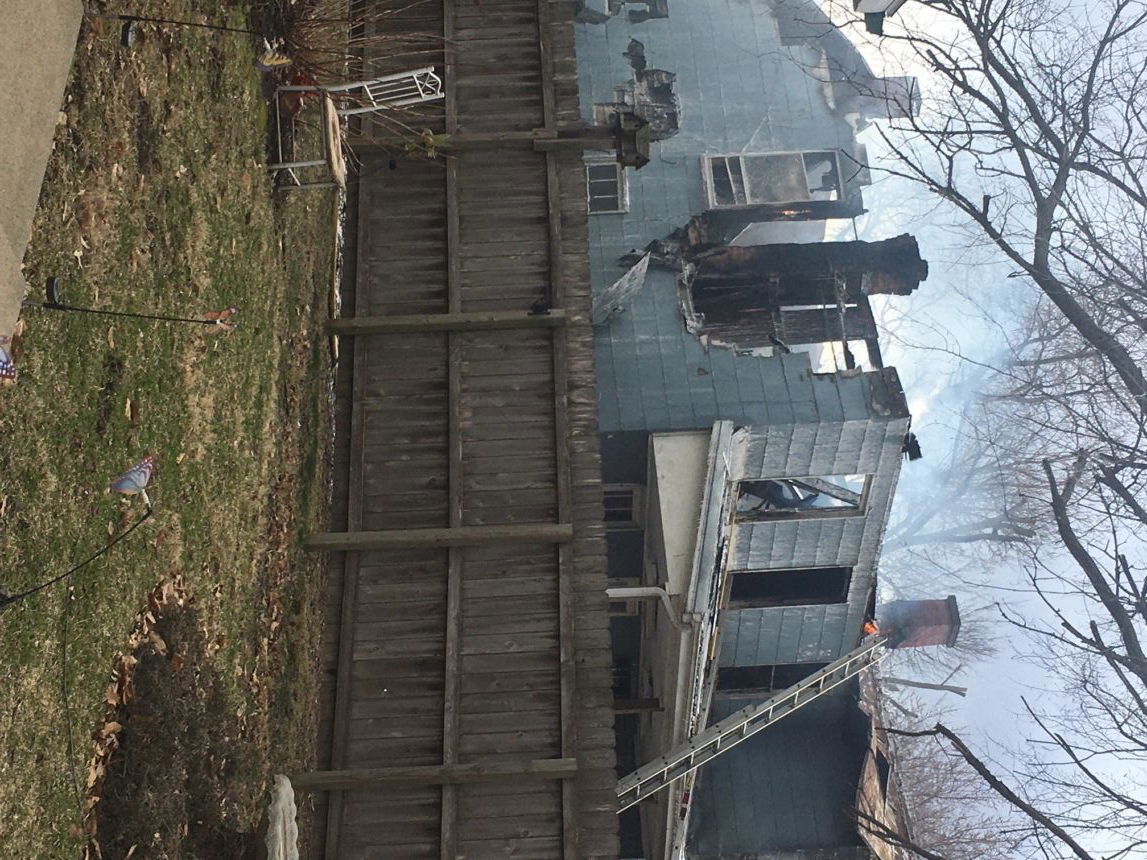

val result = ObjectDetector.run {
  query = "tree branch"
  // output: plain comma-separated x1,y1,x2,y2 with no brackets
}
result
884,724,1096,860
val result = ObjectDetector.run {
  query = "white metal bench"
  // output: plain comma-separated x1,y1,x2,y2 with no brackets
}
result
279,67,445,117
269,67,445,190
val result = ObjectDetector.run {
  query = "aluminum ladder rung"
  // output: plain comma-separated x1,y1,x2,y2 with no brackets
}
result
616,637,887,811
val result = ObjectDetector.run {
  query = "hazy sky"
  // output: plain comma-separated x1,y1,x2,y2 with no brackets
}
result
815,0,1077,776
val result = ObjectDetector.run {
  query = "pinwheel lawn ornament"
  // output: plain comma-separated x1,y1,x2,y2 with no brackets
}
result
109,454,156,510
0,456,156,611
0,336,16,386
203,307,239,335
40,277,238,333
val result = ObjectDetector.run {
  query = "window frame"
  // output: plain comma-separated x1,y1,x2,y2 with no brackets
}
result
585,158,629,214
603,483,645,531
702,149,845,209
726,565,853,608
734,474,872,522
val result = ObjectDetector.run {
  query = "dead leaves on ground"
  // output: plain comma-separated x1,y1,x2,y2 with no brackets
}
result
81,574,192,858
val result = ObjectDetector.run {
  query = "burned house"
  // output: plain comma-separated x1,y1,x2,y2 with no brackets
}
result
602,362,917,858
589,227,929,859
575,0,929,857
576,0,918,248
684,234,927,357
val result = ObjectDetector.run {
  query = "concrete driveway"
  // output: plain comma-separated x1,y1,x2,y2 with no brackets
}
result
0,0,83,341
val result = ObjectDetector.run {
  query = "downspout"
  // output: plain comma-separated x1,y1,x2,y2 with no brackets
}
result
606,586,692,632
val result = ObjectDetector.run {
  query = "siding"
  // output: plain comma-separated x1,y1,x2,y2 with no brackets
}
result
720,602,852,665
595,267,885,435
578,0,876,433
717,400,910,666
687,688,870,856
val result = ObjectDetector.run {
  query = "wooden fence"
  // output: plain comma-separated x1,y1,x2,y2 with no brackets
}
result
305,0,619,856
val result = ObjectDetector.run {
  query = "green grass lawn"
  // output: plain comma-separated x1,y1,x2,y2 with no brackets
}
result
0,3,336,856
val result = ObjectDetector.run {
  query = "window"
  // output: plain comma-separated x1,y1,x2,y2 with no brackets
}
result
875,749,892,800
717,662,829,693
704,151,843,208
613,658,637,698
735,474,870,521
603,484,645,530
608,577,642,616
727,566,852,607
586,160,627,213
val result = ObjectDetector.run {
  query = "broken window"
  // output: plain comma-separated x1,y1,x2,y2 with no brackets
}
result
727,566,852,607
603,483,644,530
586,160,628,214
704,151,843,208
808,339,877,373
735,474,870,520
875,749,892,800
716,661,829,693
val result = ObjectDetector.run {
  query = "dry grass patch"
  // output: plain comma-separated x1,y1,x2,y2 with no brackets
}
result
0,2,338,857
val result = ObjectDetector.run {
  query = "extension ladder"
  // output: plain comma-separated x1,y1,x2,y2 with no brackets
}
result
616,637,888,811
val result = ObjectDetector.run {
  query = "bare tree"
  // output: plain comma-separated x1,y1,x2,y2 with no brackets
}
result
879,713,1020,859
886,426,1040,552
808,0,1147,854
883,723,1104,860
875,311,1147,855
849,0,1147,409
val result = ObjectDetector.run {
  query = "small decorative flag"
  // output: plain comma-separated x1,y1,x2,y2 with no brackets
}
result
0,337,16,385
109,454,155,508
